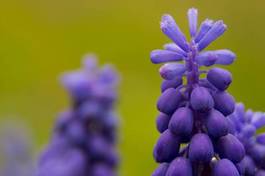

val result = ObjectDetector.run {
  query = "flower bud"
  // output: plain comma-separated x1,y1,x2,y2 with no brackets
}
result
236,156,255,176
257,134,265,144
212,159,240,176
213,91,235,116
151,50,184,64
188,133,214,163
169,107,193,139
152,163,169,176
156,113,170,133
206,109,228,138
166,157,193,176
190,87,214,112
157,88,182,115
161,78,182,92
153,130,180,163
207,68,232,91
216,134,245,163
248,144,265,166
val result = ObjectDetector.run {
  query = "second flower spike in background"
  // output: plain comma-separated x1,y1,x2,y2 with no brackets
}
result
36,55,120,176
151,8,243,176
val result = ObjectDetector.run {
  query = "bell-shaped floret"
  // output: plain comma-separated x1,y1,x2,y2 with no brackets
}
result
156,113,170,133
65,121,87,146
161,78,182,92
163,43,186,56
169,107,193,139
153,130,180,163
257,134,265,144
160,15,189,51
240,124,256,138
159,63,186,80
152,163,169,176
190,87,214,112
248,144,265,166
187,8,198,38
207,68,232,91
212,159,240,176
166,157,193,176
216,134,245,163
236,155,255,176
197,50,236,67
251,112,265,129
151,50,184,64
197,20,227,51
194,19,214,43
37,149,87,176
213,91,235,116
188,133,214,163
206,109,229,138
157,88,183,115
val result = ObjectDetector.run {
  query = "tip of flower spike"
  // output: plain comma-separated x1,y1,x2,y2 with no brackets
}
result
160,14,188,51
82,54,98,71
99,64,120,86
187,8,198,38
197,20,227,51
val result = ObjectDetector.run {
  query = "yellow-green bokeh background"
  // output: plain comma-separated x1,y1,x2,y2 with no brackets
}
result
0,0,265,175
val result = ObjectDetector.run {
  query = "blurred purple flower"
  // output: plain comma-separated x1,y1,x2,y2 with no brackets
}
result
228,103,265,175
37,55,120,176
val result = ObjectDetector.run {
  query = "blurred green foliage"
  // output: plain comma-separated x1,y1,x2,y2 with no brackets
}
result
0,0,265,175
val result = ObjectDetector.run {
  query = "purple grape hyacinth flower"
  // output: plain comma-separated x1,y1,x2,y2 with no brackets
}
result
228,103,265,175
151,8,243,176
37,55,120,176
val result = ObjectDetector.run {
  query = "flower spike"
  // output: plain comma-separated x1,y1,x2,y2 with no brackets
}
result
150,8,242,176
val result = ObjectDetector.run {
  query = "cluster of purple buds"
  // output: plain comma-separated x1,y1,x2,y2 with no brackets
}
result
151,8,244,176
228,103,265,176
37,55,120,176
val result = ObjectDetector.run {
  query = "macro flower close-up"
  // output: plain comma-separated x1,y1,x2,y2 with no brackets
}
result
36,56,120,176
0,0,265,176
151,8,245,176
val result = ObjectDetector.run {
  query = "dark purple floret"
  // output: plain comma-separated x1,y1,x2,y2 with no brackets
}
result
37,55,120,176
212,159,240,176
150,8,242,176
152,163,169,176
153,129,180,163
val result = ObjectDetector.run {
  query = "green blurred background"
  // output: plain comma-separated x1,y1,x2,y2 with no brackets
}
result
0,0,265,175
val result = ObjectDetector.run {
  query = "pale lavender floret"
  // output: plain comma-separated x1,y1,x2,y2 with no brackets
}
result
194,19,214,43
159,63,186,80
251,112,265,129
197,20,227,51
82,54,98,73
151,49,184,64
257,134,265,144
234,103,245,123
99,64,120,87
214,49,236,65
161,14,189,51
163,43,187,56
197,49,236,66
60,71,92,100
187,8,198,38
